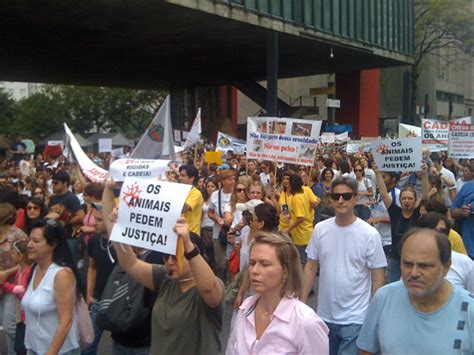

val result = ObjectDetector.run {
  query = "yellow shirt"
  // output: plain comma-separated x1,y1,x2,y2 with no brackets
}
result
303,186,319,222
289,192,313,246
182,186,203,235
278,191,292,231
448,229,468,255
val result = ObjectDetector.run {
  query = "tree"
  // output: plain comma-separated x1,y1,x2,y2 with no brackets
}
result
0,92,18,136
411,0,474,121
12,85,167,141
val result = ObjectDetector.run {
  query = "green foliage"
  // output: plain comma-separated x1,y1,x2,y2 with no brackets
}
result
0,85,167,141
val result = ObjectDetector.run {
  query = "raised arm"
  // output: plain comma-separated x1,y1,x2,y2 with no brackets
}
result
420,161,430,202
373,163,392,209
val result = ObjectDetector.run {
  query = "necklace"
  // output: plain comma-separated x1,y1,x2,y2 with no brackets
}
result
99,237,110,251
178,277,194,283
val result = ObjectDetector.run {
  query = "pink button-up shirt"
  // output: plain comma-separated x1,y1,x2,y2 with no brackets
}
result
226,294,329,355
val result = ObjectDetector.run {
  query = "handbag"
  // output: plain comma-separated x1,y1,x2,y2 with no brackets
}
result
228,250,240,274
75,295,94,348
217,189,229,246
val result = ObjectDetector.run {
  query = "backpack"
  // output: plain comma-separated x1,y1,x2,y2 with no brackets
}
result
95,263,150,334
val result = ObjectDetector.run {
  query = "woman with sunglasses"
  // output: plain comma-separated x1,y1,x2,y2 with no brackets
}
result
0,203,28,353
22,219,86,355
102,182,224,355
24,197,48,235
353,163,373,221
374,161,430,283
227,231,329,354
417,212,474,292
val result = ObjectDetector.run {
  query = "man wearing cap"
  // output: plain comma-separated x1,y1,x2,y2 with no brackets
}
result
48,170,85,238
178,165,203,236
208,169,236,281
83,202,117,355
357,228,474,354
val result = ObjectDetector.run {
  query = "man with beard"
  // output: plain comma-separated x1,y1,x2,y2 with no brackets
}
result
357,228,474,354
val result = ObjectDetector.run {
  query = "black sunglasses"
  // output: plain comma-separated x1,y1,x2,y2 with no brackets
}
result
331,192,355,201
163,254,177,261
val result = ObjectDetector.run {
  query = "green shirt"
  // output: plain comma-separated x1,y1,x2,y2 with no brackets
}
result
151,265,223,355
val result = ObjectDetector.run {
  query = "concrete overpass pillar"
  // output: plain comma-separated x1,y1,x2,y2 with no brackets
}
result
335,69,380,137
266,31,279,116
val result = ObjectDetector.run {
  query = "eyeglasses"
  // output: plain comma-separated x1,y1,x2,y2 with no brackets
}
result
330,192,355,201
298,168,306,171
236,188,246,193
355,169,363,172
34,191,43,195
27,205,40,211
12,241,22,254
163,254,177,261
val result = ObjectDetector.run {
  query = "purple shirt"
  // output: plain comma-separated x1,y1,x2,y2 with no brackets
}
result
227,294,329,355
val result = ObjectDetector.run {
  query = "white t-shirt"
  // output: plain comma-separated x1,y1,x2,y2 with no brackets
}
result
447,251,474,290
364,168,377,190
259,172,271,186
208,189,232,240
306,217,387,324
356,178,372,206
201,201,214,228
372,188,401,247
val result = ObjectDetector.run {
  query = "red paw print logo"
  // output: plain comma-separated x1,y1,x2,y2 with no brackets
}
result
376,144,389,155
122,182,142,208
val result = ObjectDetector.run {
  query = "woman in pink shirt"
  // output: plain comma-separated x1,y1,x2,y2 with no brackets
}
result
227,232,329,355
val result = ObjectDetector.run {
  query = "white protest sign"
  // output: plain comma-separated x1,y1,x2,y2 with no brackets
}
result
399,123,421,138
321,132,335,144
371,137,422,172
110,159,170,182
335,131,349,143
111,147,124,158
47,140,64,148
422,119,449,152
110,179,192,254
346,141,371,154
450,116,472,125
98,138,113,153
448,123,474,158
247,117,322,166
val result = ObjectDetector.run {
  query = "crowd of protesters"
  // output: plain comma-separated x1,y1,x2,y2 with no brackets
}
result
0,138,473,354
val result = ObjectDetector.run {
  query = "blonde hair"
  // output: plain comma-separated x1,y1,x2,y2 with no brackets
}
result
249,231,303,298
0,203,17,226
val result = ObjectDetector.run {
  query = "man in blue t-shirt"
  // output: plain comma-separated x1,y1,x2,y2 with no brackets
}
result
357,228,474,354
452,180,474,258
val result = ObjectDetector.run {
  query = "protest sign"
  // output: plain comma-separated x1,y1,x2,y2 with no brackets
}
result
247,117,322,166
110,179,192,254
321,132,335,144
450,116,472,125
421,119,449,152
399,123,421,138
448,123,474,158
216,131,246,153
182,108,201,150
346,141,371,154
64,124,111,182
98,138,112,153
335,131,349,143
109,159,170,182
111,147,124,158
371,137,422,172
205,151,223,165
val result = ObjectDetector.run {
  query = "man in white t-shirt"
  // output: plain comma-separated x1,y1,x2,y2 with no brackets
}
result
431,153,456,202
208,169,236,281
302,176,387,355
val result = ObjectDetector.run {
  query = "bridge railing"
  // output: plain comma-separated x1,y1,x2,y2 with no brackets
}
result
219,0,414,56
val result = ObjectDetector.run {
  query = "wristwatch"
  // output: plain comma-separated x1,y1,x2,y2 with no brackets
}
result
184,246,200,260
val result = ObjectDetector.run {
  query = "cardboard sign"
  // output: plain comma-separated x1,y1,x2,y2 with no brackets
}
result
448,123,474,158
98,138,113,153
204,151,223,165
422,119,449,152
109,159,170,182
110,179,192,254
247,117,322,166
321,132,335,144
371,137,422,172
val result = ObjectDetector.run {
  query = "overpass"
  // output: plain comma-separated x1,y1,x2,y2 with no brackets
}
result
0,0,414,135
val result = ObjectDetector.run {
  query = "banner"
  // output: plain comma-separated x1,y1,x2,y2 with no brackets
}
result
346,141,372,154
109,159,170,182
247,117,322,166
335,131,349,143
64,123,111,182
131,96,176,160
182,108,201,150
398,123,421,138
448,123,474,158
98,138,113,153
320,132,335,144
421,119,449,152
110,179,191,254
371,137,422,172
450,116,472,125
216,131,246,153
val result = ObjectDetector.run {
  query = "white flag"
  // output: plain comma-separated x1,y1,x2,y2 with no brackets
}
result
64,124,111,182
182,108,201,150
216,131,246,153
399,123,421,138
131,96,176,160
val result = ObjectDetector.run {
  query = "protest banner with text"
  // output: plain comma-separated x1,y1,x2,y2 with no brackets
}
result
110,179,192,254
109,159,170,182
247,117,322,166
448,123,474,158
422,119,449,152
371,137,422,172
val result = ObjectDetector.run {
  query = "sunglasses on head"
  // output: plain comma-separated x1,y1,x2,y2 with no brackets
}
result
331,192,355,201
